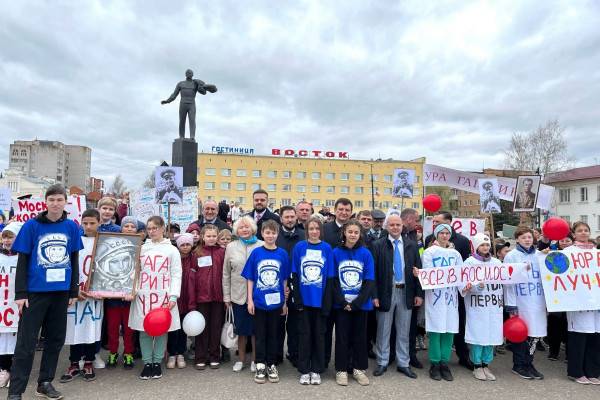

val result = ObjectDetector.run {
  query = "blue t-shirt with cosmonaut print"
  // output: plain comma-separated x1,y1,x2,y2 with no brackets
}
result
241,246,290,311
291,240,333,308
332,246,375,311
12,218,84,293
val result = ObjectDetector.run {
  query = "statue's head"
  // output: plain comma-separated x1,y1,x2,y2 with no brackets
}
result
185,69,193,79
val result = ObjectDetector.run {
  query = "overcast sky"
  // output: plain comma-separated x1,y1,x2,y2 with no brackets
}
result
1,1,599,189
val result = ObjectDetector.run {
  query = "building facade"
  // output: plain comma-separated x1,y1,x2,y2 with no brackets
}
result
9,139,91,191
545,165,600,236
196,152,425,213
0,168,55,200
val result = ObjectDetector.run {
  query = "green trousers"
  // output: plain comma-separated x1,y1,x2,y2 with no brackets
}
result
428,332,454,363
140,331,167,364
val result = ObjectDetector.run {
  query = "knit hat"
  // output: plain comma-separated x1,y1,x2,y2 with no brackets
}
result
186,223,201,234
434,223,452,238
121,216,138,228
2,222,23,237
471,233,491,252
175,233,194,248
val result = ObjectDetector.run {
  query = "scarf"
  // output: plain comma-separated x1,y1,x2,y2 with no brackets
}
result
240,235,258,245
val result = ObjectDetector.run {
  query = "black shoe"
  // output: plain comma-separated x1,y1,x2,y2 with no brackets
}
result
373,365,387,376
459,359,475,371
528,365,544,380
139,363,153,380
397,366,417,379
410,358,423,369
536,341,546,352
512,366,533,379
152,363,162,379
429,364,441,381
439,363,453,381
35,382,63,400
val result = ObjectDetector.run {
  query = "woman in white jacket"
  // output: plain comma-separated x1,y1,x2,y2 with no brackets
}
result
461,233,503,382
129,216,182,381
565,221,600,385
504,226,545,380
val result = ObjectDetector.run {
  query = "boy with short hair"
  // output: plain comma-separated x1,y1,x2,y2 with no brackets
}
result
242,220,289,384
97,197,121,233
9,184,84,400
60,209,103,383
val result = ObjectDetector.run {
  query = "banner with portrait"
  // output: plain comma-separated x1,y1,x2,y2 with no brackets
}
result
392,169,415,198
513,175,541,212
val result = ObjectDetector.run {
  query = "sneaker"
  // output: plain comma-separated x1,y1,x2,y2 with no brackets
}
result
512,366,533,379
483,367,496,381
254,363,267,384
82,362,96,382
177,355,187,369
267,365,279,383
123,353,135,370
106,352,118,368
352,369,370,386
166,356,176,369
139,363,153,380
93,355,105,369
35,382,63,399
232,361,244,372
209,362,220,369
299,373,310,385
250,361,256,372
195,363,206,370
0,370,9,388
429,364,441,381
59,363,80,383
152,363,162,379
439,363,453,381
528,365,544,380
335,371,348,386
587,377,600,385
473,367,487,381
310,372,321,385
570,376,591,385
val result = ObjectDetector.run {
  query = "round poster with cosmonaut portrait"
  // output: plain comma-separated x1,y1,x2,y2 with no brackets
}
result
301,250,325,288
338,260,364,302
37,233,70,268
257,259,281,290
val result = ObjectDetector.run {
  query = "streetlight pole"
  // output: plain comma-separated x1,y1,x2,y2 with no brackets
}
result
370,163,375,209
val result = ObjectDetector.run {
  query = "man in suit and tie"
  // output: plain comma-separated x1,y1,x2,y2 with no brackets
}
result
248,189,280,240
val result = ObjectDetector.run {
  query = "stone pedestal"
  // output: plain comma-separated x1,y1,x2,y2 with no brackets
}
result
172,138,198,187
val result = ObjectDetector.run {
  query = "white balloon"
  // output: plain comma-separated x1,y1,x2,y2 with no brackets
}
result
182,311,206,336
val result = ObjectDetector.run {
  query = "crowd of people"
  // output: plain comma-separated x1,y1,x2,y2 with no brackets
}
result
0,186,599,399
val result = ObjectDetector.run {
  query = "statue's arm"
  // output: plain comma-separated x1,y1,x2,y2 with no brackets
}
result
162,83,181,104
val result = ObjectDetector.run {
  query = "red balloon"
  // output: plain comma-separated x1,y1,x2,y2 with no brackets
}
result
143,307,172,337
542,217,571,241
503,316,528,343
422,194,442,212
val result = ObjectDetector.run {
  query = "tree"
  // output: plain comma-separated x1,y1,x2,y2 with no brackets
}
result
109,174,127,196
142,170,155,189
504,120,572,175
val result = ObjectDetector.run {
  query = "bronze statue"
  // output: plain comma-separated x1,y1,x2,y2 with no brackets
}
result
161,69,217,140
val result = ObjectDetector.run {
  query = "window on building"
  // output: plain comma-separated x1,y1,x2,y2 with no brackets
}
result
384,187,392,195
236,183,246,191
559,188,570,203
325,173,335,180
325,199,335,207
580,215,588,224
412,202,419,209
469,200,473,206
560,215,570,222
267,184,276,191
282,184,291,192
355,174,364,181
326,186,335,193
297,185,306,193
382,201,391,208
268,170,277,178
384,174,392,182
464,200,468,206
297,171,307,179
311,185,320,193
252,183,261,191
282,171,291,178
311,172,321,180
12,150,17,156
236,169,247,177
355,187,364,194
340,173,349,181
252,170,261,178
581,187,588,202
415,175,420,183
221,182,231,190
237,197,245,205
355,200,364,207
371,187,379,195
204,182,215,190
312,199,321,206
340,186,349,194
8,181,18,191
20,150,26,157
281,198,292,206
205,168,216,176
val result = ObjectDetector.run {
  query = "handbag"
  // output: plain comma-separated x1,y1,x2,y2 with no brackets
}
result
221,305,238,349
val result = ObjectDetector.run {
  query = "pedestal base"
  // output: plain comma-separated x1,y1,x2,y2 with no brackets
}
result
172,138,198,187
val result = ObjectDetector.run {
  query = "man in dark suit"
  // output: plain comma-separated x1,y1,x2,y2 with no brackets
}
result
248,189,281,240
192,199,231,231
372,214,422,378
424,211,473,370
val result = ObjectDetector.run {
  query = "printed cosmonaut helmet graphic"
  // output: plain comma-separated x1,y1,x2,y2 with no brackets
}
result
339,262,363,290
301,259,323,285
257,262,280,289
93,237,136,289
38,233,69,267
